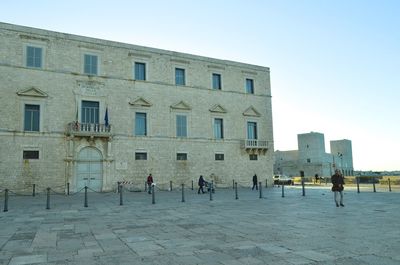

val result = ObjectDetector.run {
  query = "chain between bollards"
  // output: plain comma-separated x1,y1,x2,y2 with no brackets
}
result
235,182,238,200
356,177,360,193
259,181,263,198
388,178,392,192
119,184,123,206
84,186,88,207
181,184,185,202
4,189,9,212
46,187,50,209
152,185,155,204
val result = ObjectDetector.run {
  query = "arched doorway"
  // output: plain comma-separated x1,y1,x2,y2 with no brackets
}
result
76,147,103,191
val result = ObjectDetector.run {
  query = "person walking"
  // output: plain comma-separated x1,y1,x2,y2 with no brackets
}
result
331,169,345,207
198,175,206,194
252,174,258,190
147,174,154,194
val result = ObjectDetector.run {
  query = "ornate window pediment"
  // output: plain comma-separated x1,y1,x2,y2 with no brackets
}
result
17,87,48,98
243,106,261,117
129,97,152,107
209,104,227,113
170,101,191,110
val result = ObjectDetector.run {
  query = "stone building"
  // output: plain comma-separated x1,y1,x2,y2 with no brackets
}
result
0,22,274,192
274,132,353,178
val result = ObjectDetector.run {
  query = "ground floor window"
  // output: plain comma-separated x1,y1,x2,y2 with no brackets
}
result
215,154,224,161
135,152,147,160
177,153,187,160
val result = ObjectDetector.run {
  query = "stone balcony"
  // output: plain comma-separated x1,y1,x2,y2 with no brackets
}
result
66,122,112,139
240,139,269,154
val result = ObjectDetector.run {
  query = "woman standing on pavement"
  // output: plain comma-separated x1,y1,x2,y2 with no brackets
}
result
331,169,345,207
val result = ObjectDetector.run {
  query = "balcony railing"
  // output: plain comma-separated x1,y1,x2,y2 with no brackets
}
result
66,122,112,138
240,139,269,154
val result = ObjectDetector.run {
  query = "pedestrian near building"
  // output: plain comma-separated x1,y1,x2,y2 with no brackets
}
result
198,175,206,194
252,174,258,190
331,169,344,207
147,174,154,194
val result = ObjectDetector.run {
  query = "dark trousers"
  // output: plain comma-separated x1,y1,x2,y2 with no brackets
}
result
198,186,205,194
252,182,258,190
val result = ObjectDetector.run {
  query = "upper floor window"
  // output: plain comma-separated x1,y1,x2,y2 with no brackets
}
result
176,115,187,137
23,150,39,159
26,46,42,68
135,152,147,160
212,73,222,90
24,104,40,131
246,79,254,94
135,112,147,136
175,68,185,86
247,121,257,140
135,62,146,80
215,153,224,161
84,54,98,75
81,101,99,124
214,118,224,139
177,153,188,160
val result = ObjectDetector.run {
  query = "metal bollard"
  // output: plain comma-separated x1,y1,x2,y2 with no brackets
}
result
356,177,360,193
117,181,121,193
259,181,262,198
170,181,172,191
281,184,285,198
209,182,213,201
233,179,235,189
67,183,70,195
301,179,305,196
32,184,36,197
265,179,268,188
235,182,238,200
84,186,88,207
388,178,392,192
4,189,9,212
152,185,155,204
145,181,147,192
119,184,123,206
211,181,215,193
46,187,50,209
181,184,185,202
373,178,376,192
191,180,194,190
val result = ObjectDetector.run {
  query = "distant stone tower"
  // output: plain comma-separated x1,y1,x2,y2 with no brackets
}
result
330,140,354,176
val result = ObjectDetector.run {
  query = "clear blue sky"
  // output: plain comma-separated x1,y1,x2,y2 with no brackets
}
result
2,0,399,171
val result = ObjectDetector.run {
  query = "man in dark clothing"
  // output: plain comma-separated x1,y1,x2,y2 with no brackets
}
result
252,174,258,190
147,174,154,194
331,169,345,207
198,175,206,194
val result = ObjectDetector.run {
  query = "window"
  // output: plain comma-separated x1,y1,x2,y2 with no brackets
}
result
134,62,146,80
249,154,258,160
214,118,224,139
307,158,311,163
81,101,99,124
247,122,257,139
175,68,185,85
176,115,187,137
135,112,147,136
246,78,254,94
84,54,98,75
26,46,42,68
23,150,39,159
212,73,221,90
24,104,40,131
135,152,147,160
177,153,187,160
215,154,224,161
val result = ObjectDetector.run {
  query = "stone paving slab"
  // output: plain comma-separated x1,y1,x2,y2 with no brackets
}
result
0,186,400,264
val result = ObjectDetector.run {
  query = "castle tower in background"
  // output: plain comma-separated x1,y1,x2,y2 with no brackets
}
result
330,139,354,176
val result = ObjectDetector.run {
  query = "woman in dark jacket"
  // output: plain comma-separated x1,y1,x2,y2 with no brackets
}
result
331,169,345,207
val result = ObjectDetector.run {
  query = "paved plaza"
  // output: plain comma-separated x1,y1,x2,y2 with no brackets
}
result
0,184,399,265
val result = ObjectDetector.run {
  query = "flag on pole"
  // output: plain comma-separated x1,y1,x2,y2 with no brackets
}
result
104,107,109,127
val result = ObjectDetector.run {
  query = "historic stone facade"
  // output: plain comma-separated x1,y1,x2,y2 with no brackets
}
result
274,132,354,178
0,22,274,192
